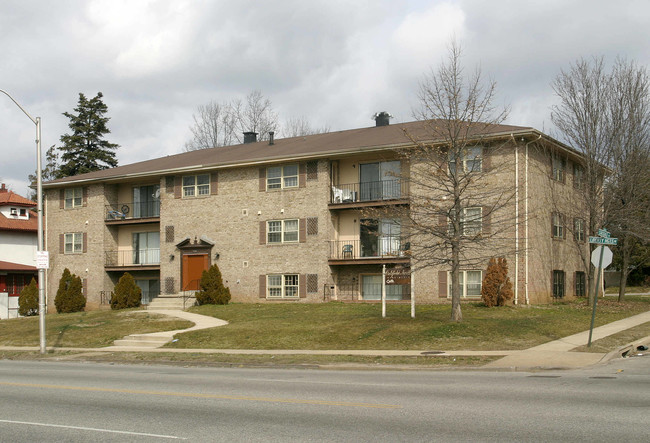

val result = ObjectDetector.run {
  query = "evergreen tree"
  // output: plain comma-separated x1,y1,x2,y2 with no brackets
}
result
18,278,39,316
481,257,514,307
54,268,86,313
110,272,142,310
27,145,61,200
59,92,119,177
195,264,231,305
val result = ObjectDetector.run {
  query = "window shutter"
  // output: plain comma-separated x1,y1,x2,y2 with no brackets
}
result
307,217,318,235
306,161,318,180
82,187,88,206
299,218,306,243
551,213,555,238
482,206,491,236
82,278,88,298
403,285,411,301
210,172,218,195
259,221,266,245
299,163,306,188
259,168,266,191
259,275,266,298
83,232,88,253
59,189,64,209
562,214,566,239
59,234,64,254
306,274,318,293
299,274,307,298
165,225,175,243
482,147,490,173
174,176,182,199
438,212,448,228
165,176,175,193
438,271,447,298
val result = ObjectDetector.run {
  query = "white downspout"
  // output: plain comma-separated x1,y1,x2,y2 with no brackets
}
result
513,134,519,305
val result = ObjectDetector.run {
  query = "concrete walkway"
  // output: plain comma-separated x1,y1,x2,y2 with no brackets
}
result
2,309,649,371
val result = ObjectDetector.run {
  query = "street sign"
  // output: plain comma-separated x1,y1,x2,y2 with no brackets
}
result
35,251,49,269
591,246,613,269
588,236,618,245
597,228,611,238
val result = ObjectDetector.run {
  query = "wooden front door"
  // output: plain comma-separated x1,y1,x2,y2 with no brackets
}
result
182,254,209,290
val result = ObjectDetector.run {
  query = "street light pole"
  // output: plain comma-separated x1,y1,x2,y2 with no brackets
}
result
0,89,46,354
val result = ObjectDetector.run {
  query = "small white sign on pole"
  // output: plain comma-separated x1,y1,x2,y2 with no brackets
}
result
36,251,49,269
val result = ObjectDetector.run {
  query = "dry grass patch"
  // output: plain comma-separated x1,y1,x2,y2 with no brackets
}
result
572,322,650,353
0,309,193,348
166,297,650,351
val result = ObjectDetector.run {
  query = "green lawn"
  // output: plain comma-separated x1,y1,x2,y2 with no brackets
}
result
163,296,650,351
0,309,193,347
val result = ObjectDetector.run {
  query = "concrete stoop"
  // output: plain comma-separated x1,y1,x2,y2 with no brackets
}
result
112,334,172,348
146,294,196,311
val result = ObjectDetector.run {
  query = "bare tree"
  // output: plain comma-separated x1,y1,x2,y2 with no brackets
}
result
605,59,650,300
552,57,650,303
394,42,511,322
185,90,279,151
282,116,330,138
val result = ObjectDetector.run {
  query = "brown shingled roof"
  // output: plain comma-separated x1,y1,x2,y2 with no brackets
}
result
44,119,534,187
0,210,38,232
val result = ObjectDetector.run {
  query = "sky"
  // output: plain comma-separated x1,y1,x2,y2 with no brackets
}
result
1,0,648,197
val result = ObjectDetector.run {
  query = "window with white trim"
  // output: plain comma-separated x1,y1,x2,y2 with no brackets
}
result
267,219,299,244
574,218,585,242
182,174,210,197
552,154,566,182
448,270,482,298
64,187,83,209
448,207,482,236
573,163,585,189
449,146,483,174
267,274,299,298
553,212,564,238
64,232,83,254
267,165,298,190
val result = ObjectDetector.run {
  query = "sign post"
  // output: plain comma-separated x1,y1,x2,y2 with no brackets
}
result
587,229,617,347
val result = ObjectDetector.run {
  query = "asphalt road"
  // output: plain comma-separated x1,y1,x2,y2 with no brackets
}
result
0,356,648,442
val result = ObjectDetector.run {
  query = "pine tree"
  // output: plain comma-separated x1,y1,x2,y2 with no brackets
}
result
18,278,39,316
54,268,86,313
110,272,142,310
481,257,514,307
195,264,231,305
59,92,119,177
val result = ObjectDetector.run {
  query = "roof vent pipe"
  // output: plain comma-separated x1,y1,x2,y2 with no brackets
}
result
373,112,391,127
243,132,258,144
269,131,274,145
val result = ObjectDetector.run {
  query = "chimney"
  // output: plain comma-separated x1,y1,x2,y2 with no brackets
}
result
374,112,391,127
243,132,258,144
0,183,6,193
269,131,275,145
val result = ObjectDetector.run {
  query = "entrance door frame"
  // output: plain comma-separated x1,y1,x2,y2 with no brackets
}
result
175,237,214,291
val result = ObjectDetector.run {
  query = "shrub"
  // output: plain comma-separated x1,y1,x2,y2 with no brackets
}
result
481,257,514,307
110,272,142,310
18,277,39,316
54,268,86,313
195,264,231,305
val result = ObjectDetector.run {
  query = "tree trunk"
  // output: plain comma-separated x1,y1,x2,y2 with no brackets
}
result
618,238,631,302
450,241,462,322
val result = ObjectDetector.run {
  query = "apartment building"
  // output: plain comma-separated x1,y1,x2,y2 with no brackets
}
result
0,184,38,318
42,116,589,311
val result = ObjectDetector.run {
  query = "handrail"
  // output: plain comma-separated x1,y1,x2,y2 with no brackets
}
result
330,179,408,204
182,278,202,309
105,249,160,266
105,200,160,220
329,238,410,260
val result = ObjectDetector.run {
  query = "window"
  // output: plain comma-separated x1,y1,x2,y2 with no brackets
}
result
10,208,17,216
552,154,566,182
575,271,586,297
573,163,585,189
461,207,482,235
574,218,585,242
182,174,210,197
448,270,482,298
64,187,83,209
267,219,299,244
267,165,298,190
449,146,483,174
553,270,565,298
64,233,83,254
267,274,299,298
552,212,564,238
19,208,26,216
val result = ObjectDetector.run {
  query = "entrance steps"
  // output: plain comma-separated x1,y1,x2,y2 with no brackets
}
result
147,293,195,311
112,334,172,348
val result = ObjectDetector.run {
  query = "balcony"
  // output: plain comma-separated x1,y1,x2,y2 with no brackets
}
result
328,238,410,265
104,249,160,271
329,179,409,208
105,201,160,224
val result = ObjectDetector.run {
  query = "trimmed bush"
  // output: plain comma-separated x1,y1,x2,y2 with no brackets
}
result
18,277,39,316
54,268,86,313
195,264,231,305
481,257,514,307
110,272,142,310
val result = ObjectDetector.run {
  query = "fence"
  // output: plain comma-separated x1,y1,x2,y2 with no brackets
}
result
330,179,408,204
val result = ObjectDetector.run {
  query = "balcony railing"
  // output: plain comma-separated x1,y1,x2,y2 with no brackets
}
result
329,238,410,260
105,201,160,221
105,249,160,267
330,179,408,204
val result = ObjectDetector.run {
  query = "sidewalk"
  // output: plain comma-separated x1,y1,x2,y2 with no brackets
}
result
1,309,648,371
